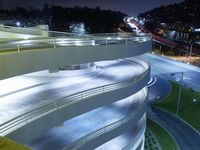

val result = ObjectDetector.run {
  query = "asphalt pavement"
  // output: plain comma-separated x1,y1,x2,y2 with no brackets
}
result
0,59,145,124
148,107,200,150
27,88,147,150
140,53,200,91
143,53,200,150
147,74,171,101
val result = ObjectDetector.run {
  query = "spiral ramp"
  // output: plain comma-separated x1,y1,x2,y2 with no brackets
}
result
0,27,152,150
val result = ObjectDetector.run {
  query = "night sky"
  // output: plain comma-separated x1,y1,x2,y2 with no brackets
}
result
1,0,184,16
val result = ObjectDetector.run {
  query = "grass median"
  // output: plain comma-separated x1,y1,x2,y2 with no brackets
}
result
154,81,200,132
145,118,178,150
0,136,30,150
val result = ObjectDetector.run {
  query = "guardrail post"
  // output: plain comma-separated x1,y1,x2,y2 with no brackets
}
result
106,40,107,45
53,38,56,48
126,39,128,45
54,101,57,110
17,43,20,52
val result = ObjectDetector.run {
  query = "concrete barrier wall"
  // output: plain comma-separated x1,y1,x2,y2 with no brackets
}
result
0,40,152,80
74,111,147,150
0,34,151,149
5,75,149,144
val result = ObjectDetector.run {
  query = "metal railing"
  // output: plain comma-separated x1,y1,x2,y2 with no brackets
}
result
0,25,132,38
0,25,43,36
64,97,148,150
0,27,152,53
0,35,151,53
0,59,150,136
0,25,152,41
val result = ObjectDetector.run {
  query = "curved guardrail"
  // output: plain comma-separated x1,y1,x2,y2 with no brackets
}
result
0,25,151,38
0,31,151,53
63,94,147,150
0,58,149,136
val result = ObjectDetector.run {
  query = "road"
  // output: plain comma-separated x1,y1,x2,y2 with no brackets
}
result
148,107,200,150
95,75,170,150
96,116,145,150
147,74,171,101
0,58,148,149
0,59,145,124
142,53,200,150
127,18,200,55
140,53,200,91
27,88,147,150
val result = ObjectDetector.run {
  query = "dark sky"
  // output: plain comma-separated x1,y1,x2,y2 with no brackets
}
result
1,0,184,16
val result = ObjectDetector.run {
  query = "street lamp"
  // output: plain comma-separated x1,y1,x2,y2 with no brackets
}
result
193,98,197,102
16,21,20,27
171,72,184,115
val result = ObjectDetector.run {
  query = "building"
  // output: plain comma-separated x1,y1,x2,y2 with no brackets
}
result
0,26,152,150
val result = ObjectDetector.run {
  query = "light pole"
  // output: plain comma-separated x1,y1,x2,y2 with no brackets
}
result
171,72,184,115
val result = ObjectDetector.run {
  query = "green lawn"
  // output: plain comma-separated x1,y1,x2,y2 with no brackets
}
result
146,119,178,150
0,136,30,150
154,82,200,132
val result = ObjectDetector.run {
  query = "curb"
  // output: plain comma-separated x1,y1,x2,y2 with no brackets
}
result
147,117,180,150
150,80,200,136
155,106,200,136
149,75,172,104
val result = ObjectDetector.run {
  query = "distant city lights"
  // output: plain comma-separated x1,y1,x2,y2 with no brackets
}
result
16,22,20,26
194,28,200,32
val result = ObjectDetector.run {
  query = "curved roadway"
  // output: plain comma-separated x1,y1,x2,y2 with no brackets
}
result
141,53,200,91
0,30,150,149
0,59,145,124
148,107,200,150
143,54,200,150
148,80,200,150
0,34,150,52
27,88,147,150
96,115,146,150
92,75,171,150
